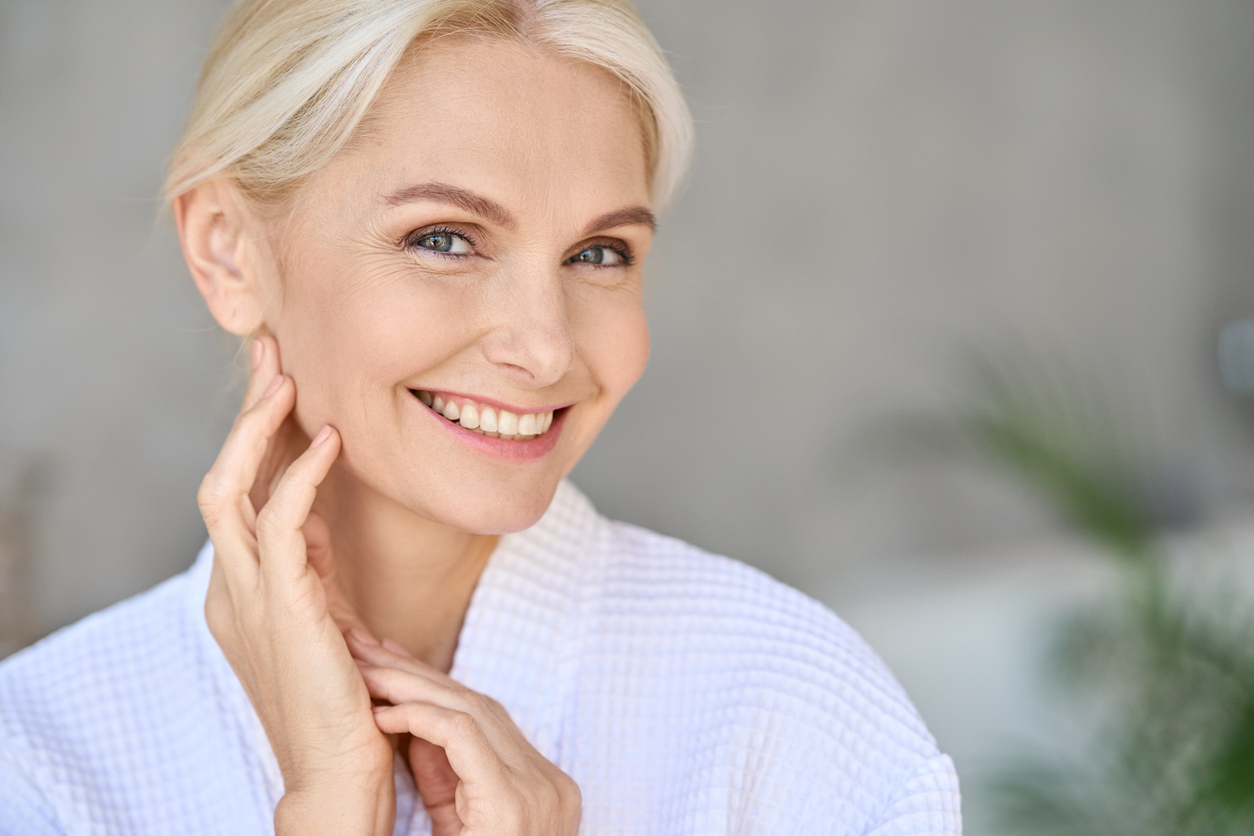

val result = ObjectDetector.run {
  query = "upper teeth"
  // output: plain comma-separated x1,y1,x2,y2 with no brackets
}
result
414,390,554,440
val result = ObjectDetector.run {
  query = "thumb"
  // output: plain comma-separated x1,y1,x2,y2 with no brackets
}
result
302,511,335,579
409,737,461,834
302,511,364,633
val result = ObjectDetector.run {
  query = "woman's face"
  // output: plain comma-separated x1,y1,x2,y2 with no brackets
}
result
259,39,653,534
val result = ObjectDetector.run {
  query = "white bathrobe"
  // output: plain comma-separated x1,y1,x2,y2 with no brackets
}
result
0,481,961,835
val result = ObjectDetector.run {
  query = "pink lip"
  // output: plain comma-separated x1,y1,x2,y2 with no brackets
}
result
409,390,568,463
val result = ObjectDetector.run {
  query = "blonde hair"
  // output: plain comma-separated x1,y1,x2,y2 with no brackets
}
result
164,0,693,211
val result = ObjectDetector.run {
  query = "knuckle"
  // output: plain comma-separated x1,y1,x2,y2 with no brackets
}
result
448,710,479,740
290,454,321,483
228,409,254,438
558,773,581,808
515,782,562,832
197,473,220,503
464,689,492,713
536,781,560,811
232,399,275,438
560,777,582,834
197,478,228,522
203,599,223,634
254,506,286,539
203,595,234,643
239,395,273,424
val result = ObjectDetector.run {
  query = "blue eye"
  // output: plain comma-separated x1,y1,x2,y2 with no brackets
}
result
411,230,473,254
569,245,626,266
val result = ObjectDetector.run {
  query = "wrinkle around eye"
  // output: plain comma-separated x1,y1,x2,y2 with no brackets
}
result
566,262,645,294
393,235,487,278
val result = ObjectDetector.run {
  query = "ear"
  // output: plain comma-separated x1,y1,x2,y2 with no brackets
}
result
174,179,270,336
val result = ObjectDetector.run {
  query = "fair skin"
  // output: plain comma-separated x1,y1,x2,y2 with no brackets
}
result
175,36,654,836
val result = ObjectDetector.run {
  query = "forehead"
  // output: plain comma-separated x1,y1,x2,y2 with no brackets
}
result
329,37,651,218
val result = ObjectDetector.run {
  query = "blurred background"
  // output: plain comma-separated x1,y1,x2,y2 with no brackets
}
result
3,1,1254,832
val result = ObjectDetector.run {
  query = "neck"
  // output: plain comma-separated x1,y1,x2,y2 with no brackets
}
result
313,461,498,673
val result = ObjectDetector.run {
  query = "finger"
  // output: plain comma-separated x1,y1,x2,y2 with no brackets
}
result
381,638,413,659
358,659,527,772
345,626,384,651
407,737,460,830
240,335,283,412
306,516,368,633
372,703,504,786
244,337,289,512
254,425,340,585
357,664,465,709
349,645,491,731
345,636,454,690
356,665,514,755
198,375,296,567
249,414,292,513
198,393,295,581
346,631,440,674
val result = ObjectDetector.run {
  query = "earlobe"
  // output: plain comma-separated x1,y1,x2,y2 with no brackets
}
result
175,180,267,336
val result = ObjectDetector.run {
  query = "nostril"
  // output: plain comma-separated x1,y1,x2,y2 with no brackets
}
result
479,316,576,386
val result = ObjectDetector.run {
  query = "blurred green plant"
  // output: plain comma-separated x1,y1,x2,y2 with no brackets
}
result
964,356,1254,836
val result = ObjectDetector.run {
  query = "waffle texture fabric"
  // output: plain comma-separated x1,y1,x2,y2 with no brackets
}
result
0,481,961,835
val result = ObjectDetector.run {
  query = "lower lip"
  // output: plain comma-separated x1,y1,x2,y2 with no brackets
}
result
411,391,568,463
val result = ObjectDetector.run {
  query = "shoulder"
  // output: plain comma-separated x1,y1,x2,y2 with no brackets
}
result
605,518,864,649
0,568,198,831
595,518,930,742
566,500,961,834
0,545,275,833
0,566,199,746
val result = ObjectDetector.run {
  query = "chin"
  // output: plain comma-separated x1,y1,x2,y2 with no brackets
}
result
415,478,562,535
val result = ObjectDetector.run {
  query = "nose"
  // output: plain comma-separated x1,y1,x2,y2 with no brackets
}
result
480,262,576,388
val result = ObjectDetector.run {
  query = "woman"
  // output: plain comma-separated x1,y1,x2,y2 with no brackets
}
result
0,1,960,834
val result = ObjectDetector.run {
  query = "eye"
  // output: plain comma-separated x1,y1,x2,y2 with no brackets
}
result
568,243,630,267
409,229,474,255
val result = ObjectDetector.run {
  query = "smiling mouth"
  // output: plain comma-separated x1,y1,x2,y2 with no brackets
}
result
411,389,557,441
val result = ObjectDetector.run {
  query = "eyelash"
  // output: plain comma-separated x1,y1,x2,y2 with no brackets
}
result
402,227,635,268
403,226,476,258
574,240,635,268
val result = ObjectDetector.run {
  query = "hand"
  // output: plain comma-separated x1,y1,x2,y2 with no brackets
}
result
198,336,395,836
346,630,581,836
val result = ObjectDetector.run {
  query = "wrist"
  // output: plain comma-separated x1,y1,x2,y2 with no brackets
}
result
275,774,395,836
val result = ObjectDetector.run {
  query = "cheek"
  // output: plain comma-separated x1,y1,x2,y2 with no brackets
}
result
576,293,650,404
271,258,481,436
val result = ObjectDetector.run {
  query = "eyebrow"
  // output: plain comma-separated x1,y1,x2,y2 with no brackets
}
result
384,181,656,237
385,182,513,228
583,207,656,236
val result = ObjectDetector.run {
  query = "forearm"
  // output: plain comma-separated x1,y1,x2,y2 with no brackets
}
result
274,775,396,836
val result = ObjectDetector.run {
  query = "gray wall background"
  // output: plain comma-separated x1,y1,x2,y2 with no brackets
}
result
3,0,1254,648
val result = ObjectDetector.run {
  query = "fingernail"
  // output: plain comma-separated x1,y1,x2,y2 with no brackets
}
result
311,425,334,448
251,339,263,370
348,626,378,646
262,374,284,399
381,638,409,657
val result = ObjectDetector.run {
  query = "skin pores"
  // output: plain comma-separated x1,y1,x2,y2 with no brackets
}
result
255,37,654,536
